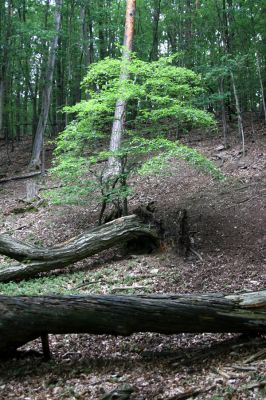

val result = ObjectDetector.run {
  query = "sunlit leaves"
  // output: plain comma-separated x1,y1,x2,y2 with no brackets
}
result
50,55,219,206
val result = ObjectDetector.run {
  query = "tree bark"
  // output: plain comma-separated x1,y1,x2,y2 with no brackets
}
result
0,79,4,140
231,71,245,155
255,51,266,124
219,79,229,148
106,0,136,178
0,0,12,140
0,215,158,282
0,290,265,358
29,0,62,169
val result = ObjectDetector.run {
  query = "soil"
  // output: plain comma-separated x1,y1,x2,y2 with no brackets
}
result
0,121,265,399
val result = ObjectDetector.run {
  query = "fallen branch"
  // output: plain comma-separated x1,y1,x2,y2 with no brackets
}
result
167,384,216,400
0,290,265,358
0,171,42,184
0,215,159,282
244,380,266,390
243,348,266,364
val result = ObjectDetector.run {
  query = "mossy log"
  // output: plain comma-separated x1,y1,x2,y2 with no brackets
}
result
0,215,159,282
0,290,265,358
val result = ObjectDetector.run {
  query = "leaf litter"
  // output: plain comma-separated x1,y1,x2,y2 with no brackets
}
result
0,124,265,399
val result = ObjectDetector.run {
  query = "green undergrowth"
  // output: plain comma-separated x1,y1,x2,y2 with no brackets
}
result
0,263,162,296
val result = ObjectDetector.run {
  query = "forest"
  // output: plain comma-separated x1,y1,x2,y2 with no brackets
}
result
0,0,265,399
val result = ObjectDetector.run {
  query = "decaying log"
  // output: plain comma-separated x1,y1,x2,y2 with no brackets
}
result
0,215,159,282
0,290,265,358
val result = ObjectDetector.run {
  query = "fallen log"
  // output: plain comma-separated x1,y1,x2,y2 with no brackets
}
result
0,290,265,358
0,215,159,282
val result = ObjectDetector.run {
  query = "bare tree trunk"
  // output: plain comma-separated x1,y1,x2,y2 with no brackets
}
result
0,79,4,139
0,0,12,140
106,0,136,178
0,290,265,358
255,51,266,124
0,215,158,282
29,0,62,169
149,0,161,61
81,2,94,101
230,71,245,155
219,79,229,148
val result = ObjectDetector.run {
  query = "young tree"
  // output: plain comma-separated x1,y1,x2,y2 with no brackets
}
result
50,55,220,223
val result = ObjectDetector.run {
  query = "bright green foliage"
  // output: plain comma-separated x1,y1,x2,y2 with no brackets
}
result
50,55,221,209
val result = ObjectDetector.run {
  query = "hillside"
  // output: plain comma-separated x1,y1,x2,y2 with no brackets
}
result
0,124,265,399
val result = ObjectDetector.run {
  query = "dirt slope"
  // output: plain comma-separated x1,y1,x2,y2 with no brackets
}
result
0,125,265,399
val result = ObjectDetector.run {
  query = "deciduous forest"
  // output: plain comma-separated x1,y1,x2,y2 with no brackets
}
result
0,0,265,399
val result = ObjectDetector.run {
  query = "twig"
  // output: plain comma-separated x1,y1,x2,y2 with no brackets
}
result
243,348,266,364
215,368,231,379
190,248,203,261
231,365,257,372
244,380,266,390
167,384,216,400
111,285,146,293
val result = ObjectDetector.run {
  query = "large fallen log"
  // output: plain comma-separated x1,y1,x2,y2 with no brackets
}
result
0,215,159,282
0,290,265,358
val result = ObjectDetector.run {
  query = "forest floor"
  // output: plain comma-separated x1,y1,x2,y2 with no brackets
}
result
0,120,265,399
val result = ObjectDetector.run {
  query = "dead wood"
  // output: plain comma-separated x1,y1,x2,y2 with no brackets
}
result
0,215,159,282
0,171,41,184
0,290,265,358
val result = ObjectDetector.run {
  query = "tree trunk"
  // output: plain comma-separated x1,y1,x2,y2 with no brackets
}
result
255,51,266,124
0,215,158,282
0,0,12,141
149,0,161,61
0,79,4,139
106,0,136,178
0,290,265,358
219,79,229,148
29,0,62,169
230,71,245,155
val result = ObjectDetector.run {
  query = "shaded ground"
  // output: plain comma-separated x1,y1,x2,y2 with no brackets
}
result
0,123,265,399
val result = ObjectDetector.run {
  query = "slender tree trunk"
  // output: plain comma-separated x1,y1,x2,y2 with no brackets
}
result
31,68,39,138
0,0,12,141
81,2,93,100
106,0,136,178
29,0,62,169
81,6,90,68
0,290,265,358
97,0,106,60
219,79,229,148
255,51,266,124
230,71,245,155
0,80,4,139
149,0,161,61
15,88,21,141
